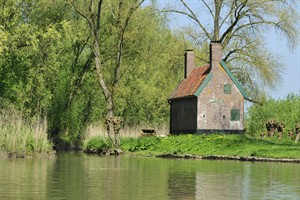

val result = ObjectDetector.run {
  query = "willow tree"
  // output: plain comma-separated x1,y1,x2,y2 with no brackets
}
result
164,0,299,98
70,0,145,152
0,0,71,117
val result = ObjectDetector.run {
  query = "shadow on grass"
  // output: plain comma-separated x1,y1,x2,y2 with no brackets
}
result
244,136,299,147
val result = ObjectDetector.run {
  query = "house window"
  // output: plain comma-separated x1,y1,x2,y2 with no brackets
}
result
230,109,240,121
224,84,231,94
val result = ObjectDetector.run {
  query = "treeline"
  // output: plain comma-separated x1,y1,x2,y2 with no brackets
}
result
0,0,196,148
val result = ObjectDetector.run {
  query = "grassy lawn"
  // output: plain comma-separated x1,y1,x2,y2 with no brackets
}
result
119,134,300,159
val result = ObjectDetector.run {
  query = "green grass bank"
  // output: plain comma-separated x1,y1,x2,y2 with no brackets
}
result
84,134,300,160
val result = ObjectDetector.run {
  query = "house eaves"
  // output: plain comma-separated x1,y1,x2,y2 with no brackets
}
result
194,73,213,97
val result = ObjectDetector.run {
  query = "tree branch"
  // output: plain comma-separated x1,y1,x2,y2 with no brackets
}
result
113,0,145,87
96,0,103,31
219,1,235,29
180,0,213,40
200,0,213,18
70,0,93,29
219,0,248,43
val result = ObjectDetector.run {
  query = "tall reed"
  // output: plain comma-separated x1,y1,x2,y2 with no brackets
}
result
83,123,169,151
0,109,54,158
84,123,169,139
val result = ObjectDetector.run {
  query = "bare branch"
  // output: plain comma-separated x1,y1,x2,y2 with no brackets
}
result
223,19,285,48
219,1,235,29
223,49,238,62
219,0,248,43
162,8,213,41
179,0,212,40
200,0,213,18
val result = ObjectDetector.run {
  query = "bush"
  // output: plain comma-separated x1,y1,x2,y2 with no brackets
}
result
246,93,300,137
83,136,111,154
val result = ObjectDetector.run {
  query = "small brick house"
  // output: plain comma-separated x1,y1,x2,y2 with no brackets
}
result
168,41,248,134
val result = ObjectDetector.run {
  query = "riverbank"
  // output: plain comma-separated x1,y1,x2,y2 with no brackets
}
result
113,134,300,161
155,154,300,163
0,109,55,158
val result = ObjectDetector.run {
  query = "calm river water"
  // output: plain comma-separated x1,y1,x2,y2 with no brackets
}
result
0,152,300,200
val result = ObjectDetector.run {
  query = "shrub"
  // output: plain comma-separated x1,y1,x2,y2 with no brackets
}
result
246,93,300,137
83,136,111,154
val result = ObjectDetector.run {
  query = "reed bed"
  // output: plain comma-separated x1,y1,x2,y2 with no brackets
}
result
84,123,169,139
0,109,54,158
83,123,169,151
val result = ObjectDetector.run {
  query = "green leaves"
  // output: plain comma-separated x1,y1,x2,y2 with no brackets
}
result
246,93,300,137
83,136,111,154
0,0,186,146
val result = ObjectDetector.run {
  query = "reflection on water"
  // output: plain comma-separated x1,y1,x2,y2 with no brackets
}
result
0,157,55,199
0,152,300,200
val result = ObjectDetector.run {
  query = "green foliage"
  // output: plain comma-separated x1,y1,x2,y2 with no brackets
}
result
125,137,161,152
83,136,111,154
246,93,300,137
121,134,300,159
97,3,187,126
0,0,105,146
0,0,188,147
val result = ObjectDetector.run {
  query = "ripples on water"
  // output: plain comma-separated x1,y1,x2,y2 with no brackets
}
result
0,152,300,200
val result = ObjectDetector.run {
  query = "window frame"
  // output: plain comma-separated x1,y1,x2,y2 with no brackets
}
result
230,109,240,121
224,84,232,94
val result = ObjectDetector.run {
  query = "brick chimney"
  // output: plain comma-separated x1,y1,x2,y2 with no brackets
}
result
184,50,196,78
210,41,223,73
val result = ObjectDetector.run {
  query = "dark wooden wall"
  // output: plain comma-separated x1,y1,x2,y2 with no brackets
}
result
170,97,197,134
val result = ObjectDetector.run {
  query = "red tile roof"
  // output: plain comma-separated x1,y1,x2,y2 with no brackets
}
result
169,64,210,99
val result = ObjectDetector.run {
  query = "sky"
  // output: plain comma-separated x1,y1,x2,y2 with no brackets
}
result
266,32,300,99
150,0,300,100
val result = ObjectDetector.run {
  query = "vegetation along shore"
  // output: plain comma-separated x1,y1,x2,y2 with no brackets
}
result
0,109,55,158
0,1,299,160
84,134,300,162
83,94,300,162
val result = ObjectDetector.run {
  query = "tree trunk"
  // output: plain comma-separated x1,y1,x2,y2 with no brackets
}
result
93,37,123,152
89,13,122,151
277,123,285,139
289,130,294,139
71,0,143,154
266,119,278,138
213,0,222,41
295,133,300,143
295,124,300,143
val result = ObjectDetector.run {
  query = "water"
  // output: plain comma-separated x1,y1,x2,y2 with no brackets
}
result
0,152,300,200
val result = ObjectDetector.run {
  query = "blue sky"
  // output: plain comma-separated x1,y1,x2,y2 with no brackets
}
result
150,0,300,99
266,33,300,99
